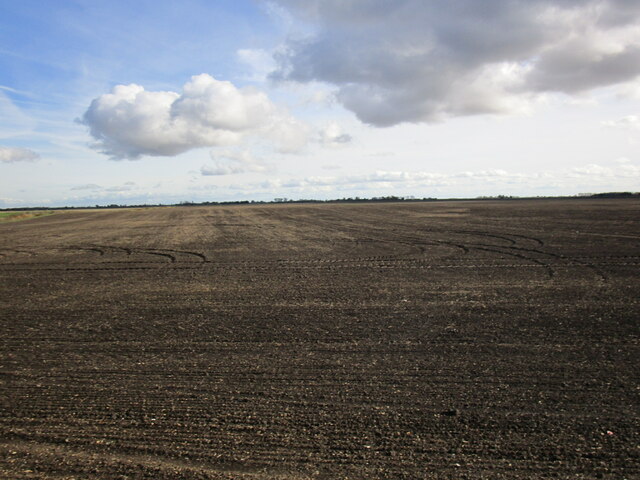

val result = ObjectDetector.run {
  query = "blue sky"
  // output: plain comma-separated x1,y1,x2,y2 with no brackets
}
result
1,0,639,207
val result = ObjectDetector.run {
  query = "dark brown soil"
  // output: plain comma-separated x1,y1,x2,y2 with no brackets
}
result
1,199,638,479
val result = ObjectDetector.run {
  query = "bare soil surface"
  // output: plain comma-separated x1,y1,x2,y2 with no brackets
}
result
1,200,638,479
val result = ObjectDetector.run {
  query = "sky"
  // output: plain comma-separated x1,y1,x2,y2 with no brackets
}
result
1,0,639,207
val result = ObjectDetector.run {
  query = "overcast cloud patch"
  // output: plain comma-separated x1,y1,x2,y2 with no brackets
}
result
271,0,640,126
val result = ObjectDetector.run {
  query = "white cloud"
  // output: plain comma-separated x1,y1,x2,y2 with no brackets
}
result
251,169,516,190
70,183,102,191
81,74,308,160
267,115,310,153
570,164,614,177
570,162,640,178
222,162,640,196
69,182,138,193
603,115,640,130
201,149,272,176
0,146,39,163
271,0,640,126
201,163,247,176
367,152,395,158
319,122,352,147
617,79,640,99
104,182,137,192
237,49,278,81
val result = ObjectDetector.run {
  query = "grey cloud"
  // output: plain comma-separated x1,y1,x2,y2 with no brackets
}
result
104,184,136,192
332,134,351,144
70,184,102,191
201,164,248,176
528,45,640,93
70,183,137,193
271,0,640,126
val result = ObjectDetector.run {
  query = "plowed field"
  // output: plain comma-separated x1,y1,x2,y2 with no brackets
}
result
1,200,639,479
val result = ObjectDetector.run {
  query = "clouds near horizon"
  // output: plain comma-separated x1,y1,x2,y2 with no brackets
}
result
271,0,640,126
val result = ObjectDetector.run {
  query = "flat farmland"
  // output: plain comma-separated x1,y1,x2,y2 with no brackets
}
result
1,199,639,479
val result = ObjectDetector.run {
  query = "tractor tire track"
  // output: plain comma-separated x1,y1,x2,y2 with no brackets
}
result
66,246,106,256
506,232,545,247
150,248,208,263
467,245,556,279
451,230,605,282
474,244,608,283
140,250,176,263
456,231,517,246
0,248,38,257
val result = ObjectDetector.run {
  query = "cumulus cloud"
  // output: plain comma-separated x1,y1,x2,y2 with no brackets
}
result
271,0,640,126
0,146,39,163
81,74,308,159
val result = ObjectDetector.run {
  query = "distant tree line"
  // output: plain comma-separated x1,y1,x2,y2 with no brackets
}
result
588,192,639,199
1,192,637,211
